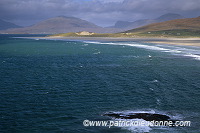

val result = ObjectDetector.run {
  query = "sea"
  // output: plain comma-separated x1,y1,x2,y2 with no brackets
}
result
0,34,200,133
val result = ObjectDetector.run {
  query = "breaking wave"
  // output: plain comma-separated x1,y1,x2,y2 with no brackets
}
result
84,41,200,61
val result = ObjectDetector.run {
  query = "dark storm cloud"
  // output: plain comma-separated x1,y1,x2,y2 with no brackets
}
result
0,0,199,27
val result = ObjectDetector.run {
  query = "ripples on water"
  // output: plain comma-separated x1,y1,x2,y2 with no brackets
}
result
0,35,200,133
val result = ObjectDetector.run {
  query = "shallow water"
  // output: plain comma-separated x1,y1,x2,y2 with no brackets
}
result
0,34,200,132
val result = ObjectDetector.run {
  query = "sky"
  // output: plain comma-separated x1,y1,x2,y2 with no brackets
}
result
0,0,200,27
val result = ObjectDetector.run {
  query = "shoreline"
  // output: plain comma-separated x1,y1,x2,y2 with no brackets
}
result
32,36,200,47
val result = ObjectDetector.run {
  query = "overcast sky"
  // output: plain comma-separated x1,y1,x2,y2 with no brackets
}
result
0,0,199,27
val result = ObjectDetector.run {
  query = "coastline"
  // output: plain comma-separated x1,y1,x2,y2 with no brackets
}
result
32,36,200,46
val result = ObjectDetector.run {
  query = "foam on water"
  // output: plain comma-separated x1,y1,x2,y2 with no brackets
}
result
82,44,88,46
104,109,184,133
22,38,200,61
184,54,200,60
1,35,199,133
85,41,200,61
93,51,101,55
106,110,156,132
83,41,102,44
151,79,159,83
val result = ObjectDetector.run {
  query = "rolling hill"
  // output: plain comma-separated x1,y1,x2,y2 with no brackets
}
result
50,16,200,38
124,16,200,37
0,16,119,34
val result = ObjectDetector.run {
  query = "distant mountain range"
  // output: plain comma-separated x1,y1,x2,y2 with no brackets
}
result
110,13,185,30
0,16,118,34
51,16,200,37
0,13,191,34
0,19,21,30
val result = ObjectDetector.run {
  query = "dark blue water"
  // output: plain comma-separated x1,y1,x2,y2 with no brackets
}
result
0,34,200,133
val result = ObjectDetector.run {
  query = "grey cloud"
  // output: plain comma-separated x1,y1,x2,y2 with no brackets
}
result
0,0,199,27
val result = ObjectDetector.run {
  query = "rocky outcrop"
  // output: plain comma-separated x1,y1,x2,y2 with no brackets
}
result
103,112,178,122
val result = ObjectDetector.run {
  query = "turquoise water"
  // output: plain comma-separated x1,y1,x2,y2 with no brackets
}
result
0,34,200,133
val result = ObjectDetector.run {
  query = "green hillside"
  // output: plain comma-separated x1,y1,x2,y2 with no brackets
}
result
124,16,200,37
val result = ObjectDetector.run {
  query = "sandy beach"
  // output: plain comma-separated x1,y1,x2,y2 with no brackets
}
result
37,36,200,46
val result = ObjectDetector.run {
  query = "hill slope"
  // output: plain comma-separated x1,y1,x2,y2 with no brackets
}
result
51,16,200,38
0,16,119,34
124,16,200,37
111,13,185,30
0,19,21,30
